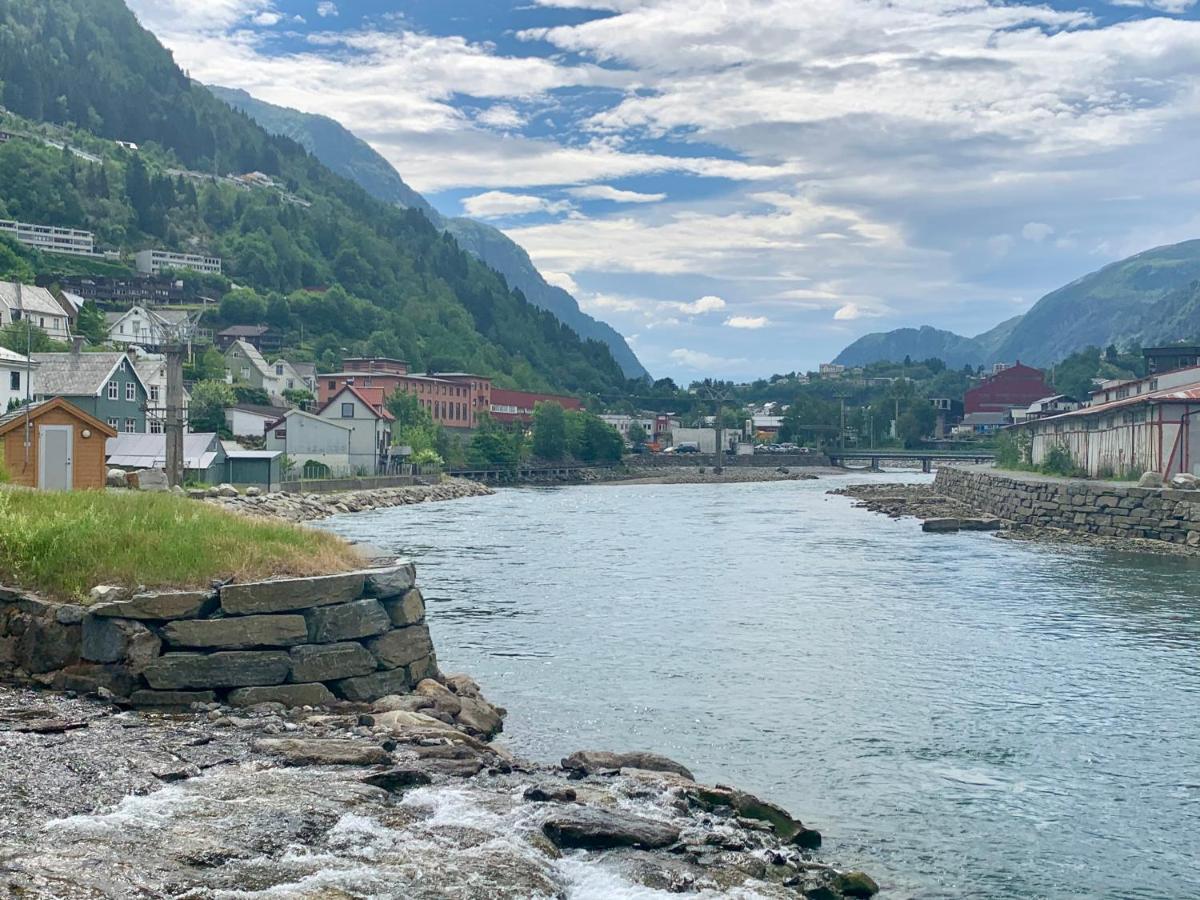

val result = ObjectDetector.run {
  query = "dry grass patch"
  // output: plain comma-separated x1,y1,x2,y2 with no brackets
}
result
0,488,364,600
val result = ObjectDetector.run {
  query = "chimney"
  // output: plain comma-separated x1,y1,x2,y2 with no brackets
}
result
71,335,84,357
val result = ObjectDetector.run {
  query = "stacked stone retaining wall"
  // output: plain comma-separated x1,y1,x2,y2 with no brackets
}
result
0,560,439,707
935,467,1200,547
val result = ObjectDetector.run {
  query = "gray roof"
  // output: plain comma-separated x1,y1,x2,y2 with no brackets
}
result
105,432,222,470
962,412,1011,425
31,352,145,396
290,361,316,378
0,282,67,318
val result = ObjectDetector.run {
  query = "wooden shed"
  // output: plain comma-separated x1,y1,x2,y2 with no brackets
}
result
0,398,118,490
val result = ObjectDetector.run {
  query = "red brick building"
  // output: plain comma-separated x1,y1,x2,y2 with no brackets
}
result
316,358,491,429
489,388,582,424
964,363,1052,415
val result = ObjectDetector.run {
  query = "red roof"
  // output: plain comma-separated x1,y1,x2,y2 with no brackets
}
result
317,383,394,421
1025,381,1200,425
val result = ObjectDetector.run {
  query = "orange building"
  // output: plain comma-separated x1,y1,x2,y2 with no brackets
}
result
0,398,117,490
317,358,491,429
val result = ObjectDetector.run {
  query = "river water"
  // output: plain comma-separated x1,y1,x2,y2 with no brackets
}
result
322,474,1200,899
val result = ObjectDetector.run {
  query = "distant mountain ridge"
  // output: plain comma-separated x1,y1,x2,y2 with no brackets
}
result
835,240,1200,368
209,86,650,380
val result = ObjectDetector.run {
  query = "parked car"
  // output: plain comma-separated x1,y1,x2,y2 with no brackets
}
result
675,442,701,453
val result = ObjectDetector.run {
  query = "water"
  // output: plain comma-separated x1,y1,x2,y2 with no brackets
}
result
322,474,1200,899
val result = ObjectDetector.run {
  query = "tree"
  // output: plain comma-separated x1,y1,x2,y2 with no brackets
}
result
386,390,433,430
184,346,227,382
565,410,623,463
75,301,107,344
627,422,648,447
0,322,62,354
188,379,236,433
233,385,271,406
896,403,937,448
532,401,567,460
219,288,267,324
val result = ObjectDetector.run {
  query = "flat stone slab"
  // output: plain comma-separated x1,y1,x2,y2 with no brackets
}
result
542,807,680,850
227,683,336,708
366,624,433,669
561,750,694,780
252,737,391,767
922,518,961,533
305,599,390,643
162,615,308,650
142,651,291,690
220,572,366,616
333,667,413,702
90,590,216,621
383,588,425,627
129,689,218,707
362,560,416,599
289,642,377,683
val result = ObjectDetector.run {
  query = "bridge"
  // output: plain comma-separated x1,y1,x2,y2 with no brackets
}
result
826,450,995,473
447,464,616,484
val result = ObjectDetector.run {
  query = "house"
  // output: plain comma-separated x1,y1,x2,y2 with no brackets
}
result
745,415,784,441
1,346,36,411
955,411,1011,435
1014,394,1080,424
105,306,191,350
819,363,846,379
223,339,299,403
316,358,492,429
0,220,95,258
290,361,316,394
964,363,1052,416
225,403,288,439
30,348,150,434
929,398,964,438
599,414,656,443
490,388,582,425
55,274,192,306
315,384,393,474
1144,345,1200,375
263,408,355,477
106,432,225,484
223,447,283,491
134,249,221,276
132,353,190,434
0,281,71,340
0,397,117,490
217,324,278,352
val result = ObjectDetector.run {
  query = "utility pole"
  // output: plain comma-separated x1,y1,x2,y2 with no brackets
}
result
699,380,734,473
839,396,846,449
163,341,185,488
17,281,31,469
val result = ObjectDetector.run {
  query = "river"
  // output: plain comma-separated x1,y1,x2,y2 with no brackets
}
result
321,474,1200,900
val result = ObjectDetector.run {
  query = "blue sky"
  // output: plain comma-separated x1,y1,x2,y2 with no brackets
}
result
130,0,1200,381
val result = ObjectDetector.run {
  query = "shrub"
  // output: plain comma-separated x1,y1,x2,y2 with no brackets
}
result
1040,443,1085,478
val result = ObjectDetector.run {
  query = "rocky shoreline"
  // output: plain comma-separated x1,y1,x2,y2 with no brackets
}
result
208,476,495,522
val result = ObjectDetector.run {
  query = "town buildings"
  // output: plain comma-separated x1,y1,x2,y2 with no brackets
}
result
0,281,71,340
131,352,190,435
54,275,192,306
134,249,222,276
316,358,492,430
0,347,35,411
0,219,95,257
929,398,964,438
598,413,656,443
262,409,355,477
313,384,394,474
223,340,305,404
490,388,582,425
30,349,149,434
104,306,192,350
216,325,279,353
964,363,1052,416
225,403,289,439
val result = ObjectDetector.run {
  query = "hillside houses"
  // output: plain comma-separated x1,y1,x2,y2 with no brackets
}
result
0,281,70,340
30,349,150,434
223,339,306,404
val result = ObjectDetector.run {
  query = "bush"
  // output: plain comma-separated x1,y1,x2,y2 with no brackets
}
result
1040,443,1085,478
994,430,1032,469
411,448,443,467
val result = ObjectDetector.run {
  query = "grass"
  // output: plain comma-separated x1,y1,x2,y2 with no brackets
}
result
0,488,364,600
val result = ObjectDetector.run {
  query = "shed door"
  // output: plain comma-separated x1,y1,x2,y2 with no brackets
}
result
38,425,73,491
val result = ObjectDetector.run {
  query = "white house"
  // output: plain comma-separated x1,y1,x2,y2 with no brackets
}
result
105,306,190,350
263,408,355,476
0,346,36,411
0,281,71,340
225,403,288,439
132,353,190,435
598,414,656,443
224,339,305,404
315,384,393,474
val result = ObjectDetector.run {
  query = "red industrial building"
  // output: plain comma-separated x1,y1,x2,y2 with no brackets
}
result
964,363,1052,415
316,358,491,430
488,388,582,424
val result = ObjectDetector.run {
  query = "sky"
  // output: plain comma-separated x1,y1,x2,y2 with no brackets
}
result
127,0,1200,382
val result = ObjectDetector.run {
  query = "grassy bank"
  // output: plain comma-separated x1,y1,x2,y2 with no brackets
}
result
0,488,363,600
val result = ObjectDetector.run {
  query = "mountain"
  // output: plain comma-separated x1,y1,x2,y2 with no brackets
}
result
834,240,1200,368
209,86,650,380
0,0,631,396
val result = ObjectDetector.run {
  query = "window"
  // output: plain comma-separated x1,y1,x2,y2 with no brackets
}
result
328,379,336,390
108,417,118,430
275,429,287,439
341,403,355,418
241,366,250,380
149,420,163,434
124,418,136,433
286,379,294,390
120,324,126,334
39,317,45,327
150,385,160,403
275,364,284,376
108,380,118,399
125,382,136,401
9,371,18,391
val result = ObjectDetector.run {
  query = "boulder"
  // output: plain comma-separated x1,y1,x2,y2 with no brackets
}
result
524,785,577,803
306,599,390,643
383,588,425,627
142,651,291,690
217,483,239,498
1170,473,1199,490
365,624,433,669
455,695,504,739
252,737,390,767
186,489,208,500
88,584,131,605
245,487,262,497
561,750,694,780
687,784,809,841
220,573,366,616
106,468,129,488
15,616,81,674
227,683,336,708
361,767,433,792
834,871,881,898
54,604,85,625
414,678,461,716
542,807,680,850
373,709,458,733
444,673,483,698
52,662,138,698
959,517,1003,532
333,667,413,702
1138,471,1165,489
162,615,308,649
289,642,377,682
129,689,218,708
81,616,161,671
922,518,960,533
407,653,439,684
372,694,435,713
131,468,169,492
362,559,417,599
90,589,216,621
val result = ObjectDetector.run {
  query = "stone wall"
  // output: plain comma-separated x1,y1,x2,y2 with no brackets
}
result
934,467,1200,547
0,561,440,707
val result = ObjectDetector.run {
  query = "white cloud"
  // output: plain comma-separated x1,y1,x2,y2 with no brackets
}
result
1021,222,1054,242
677,295,726,315
669,348,747,370
833,303,885,321
725,315,768,329
316,1,338,17
567,185,667,203
476,104,525,130
460,191,572,218
1110,0,1196,12
542,270,580,294
251,11,282,26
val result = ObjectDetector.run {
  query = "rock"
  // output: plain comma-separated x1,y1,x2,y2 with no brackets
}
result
252,737,391,767
88,584,131,605
187,489,208,500
306,599,391,643
14,718,88,734
443,673,483,698
162,615,308,649
361,767,433,792
365,624,433,669
52,663,138,698
333,667,414,702
407,653,439,684
81,616,161,671
142,651,291,690
372,694,434,713
1169,473,1199,490
791,826,823,849
383,588,425,627
150,760,202,782
129,689,218,707
562,750,695,781
1138,471,1165,488
363,559,417,599
106,467,129,488
834,871,880,898
372,709,457,733
227,683,336,708
455,695,504,738
15,616,81,674
542,807,681,850
959,517,1003,532
217,483,239,497
220,572,366,616
245,486,262,497
688,785,808,841
131,468,169,492
922,518,960,533
289,642,377,682
414,678,461,716
90,589,216,621
54,604,85,625
524,785,577,803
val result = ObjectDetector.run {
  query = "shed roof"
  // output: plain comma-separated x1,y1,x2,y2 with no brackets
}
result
104,432,222,469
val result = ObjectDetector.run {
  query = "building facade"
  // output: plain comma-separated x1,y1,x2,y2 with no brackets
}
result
263,409,355,476
0,281,71,340
316,359,492,430
134,249,222,276
0,347,35,412
315,384,393,474
0,398,117,490
31,350,150,433
0,219,95,257
491,389,582,425
964,363,1052,415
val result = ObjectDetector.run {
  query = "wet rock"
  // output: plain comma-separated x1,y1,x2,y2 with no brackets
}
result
150,760,202,782
162,615,308,650
372,694,434,713
542,807,681,850
142,651,291,690
562,750,695,780
289,642,377,682
455,695,504,739
90,589,216,621
688,785,812,842
834,871,881,897
414,678,461,716
129,689,218,707
13,718,88,734
305,599,390,643
333,667,412,702
52,663,138,698
524,785,577,803
219,572,366,616
227,683,336,708
921,518,960,533
959,517,1003,532
383,588,425,626
365,624,432,669
362,559,416,599
252,737,391,766
360,767,433,792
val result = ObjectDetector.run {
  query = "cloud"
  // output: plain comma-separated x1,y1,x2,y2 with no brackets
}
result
1021,222,1054,242
676,295,726,315
316,1,338,17
251,10,282,26
725,315,769,329
1110,0,1196,12
567,185,667,203
476,104,524,130
669,348,747,370
833,303,885,321
542,270,580,294
460,191,572,218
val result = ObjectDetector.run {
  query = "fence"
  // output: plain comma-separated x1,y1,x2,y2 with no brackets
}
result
279,465,441,494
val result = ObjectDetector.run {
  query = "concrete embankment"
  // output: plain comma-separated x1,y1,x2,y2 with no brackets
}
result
210,476,494,522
